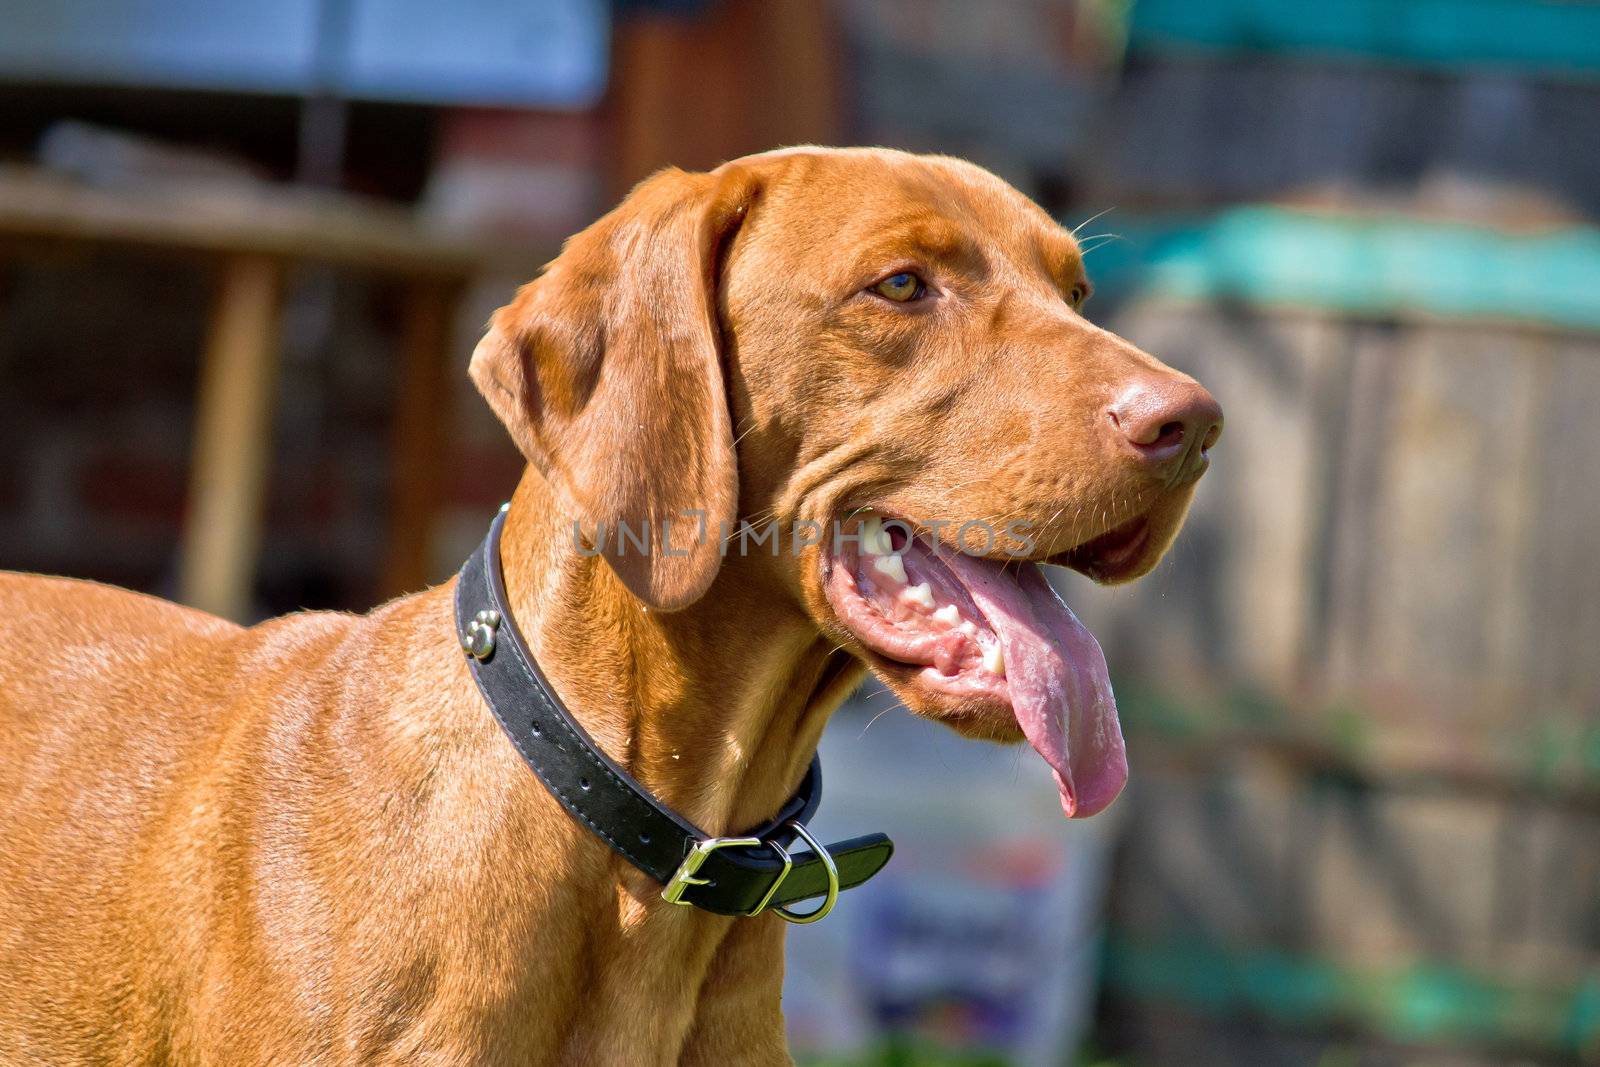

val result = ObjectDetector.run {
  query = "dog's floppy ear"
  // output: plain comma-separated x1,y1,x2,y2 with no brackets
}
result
470,166,755,611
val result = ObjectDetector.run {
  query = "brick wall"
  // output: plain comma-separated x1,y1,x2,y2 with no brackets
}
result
0,250,527,616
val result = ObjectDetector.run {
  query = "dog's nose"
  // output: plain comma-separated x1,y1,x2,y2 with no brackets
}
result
1107,377,1223,476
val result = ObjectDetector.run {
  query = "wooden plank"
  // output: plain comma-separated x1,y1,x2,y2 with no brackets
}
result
1308,320,1549,772
178,254,283,621
1365,325,1540,700
0,165,498,278
1317,319,1407,703
1523,338,1600,707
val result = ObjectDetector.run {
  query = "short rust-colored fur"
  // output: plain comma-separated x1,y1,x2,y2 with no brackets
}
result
0,148,1214,1064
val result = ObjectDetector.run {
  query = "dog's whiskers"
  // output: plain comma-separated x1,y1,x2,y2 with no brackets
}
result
1070,207,1115,238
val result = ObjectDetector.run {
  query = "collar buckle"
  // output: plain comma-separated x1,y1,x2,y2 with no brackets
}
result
661,834,763,906
661,820,841,924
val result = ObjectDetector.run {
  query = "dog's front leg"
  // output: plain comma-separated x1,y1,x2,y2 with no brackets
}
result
677,915,793,1066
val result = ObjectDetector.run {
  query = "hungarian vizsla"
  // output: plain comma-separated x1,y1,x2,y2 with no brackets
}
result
0,147,1220,1064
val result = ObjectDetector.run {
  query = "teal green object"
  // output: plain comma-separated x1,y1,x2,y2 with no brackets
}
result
1102,933,1599,1056
1129,0,1600,77
1080,207,1600,333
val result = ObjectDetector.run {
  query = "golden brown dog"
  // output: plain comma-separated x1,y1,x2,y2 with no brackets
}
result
0,147,1220,1064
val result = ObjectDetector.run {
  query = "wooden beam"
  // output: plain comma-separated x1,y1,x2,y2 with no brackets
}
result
179,254,284,621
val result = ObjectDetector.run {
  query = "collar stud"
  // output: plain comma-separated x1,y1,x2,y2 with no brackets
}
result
462,608,501,661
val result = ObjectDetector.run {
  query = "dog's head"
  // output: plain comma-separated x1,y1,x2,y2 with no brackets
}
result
473,147,1221,818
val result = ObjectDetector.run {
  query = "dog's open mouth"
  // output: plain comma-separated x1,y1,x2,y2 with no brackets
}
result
822,513,1129,819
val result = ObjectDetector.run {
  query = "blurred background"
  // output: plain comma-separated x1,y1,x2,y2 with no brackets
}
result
1,1,1597,1063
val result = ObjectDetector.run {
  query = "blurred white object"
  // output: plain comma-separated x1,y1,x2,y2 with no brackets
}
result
38,121,266,190
786,685,1123,1066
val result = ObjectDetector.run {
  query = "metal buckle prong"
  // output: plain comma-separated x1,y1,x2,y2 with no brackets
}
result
661,835,762,906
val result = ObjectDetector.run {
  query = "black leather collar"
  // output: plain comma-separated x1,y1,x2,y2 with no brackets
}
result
453,507,893,920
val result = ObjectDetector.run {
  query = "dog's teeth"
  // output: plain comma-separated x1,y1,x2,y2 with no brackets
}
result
933,604,960,626
959,620,977,635
983,643,1006,678
860,515,891,556
902,582,935,610
872,553,906,584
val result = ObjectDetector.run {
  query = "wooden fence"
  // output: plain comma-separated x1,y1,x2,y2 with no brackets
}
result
1068,208,1600,1064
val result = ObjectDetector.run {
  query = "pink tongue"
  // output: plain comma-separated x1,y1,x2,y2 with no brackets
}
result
940,552,1127,818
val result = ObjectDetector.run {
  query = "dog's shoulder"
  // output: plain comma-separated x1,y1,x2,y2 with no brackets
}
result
0,572,371,778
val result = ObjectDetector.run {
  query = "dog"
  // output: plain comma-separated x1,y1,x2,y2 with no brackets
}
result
0,147,1220,1064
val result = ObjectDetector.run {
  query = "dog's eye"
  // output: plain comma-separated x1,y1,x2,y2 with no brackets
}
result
1067,283,1089,310
872,272,926,303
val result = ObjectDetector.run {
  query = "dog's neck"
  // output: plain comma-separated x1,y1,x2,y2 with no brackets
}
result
495,470,859,841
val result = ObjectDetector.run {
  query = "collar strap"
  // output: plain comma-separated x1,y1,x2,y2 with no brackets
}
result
453,508,894,921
